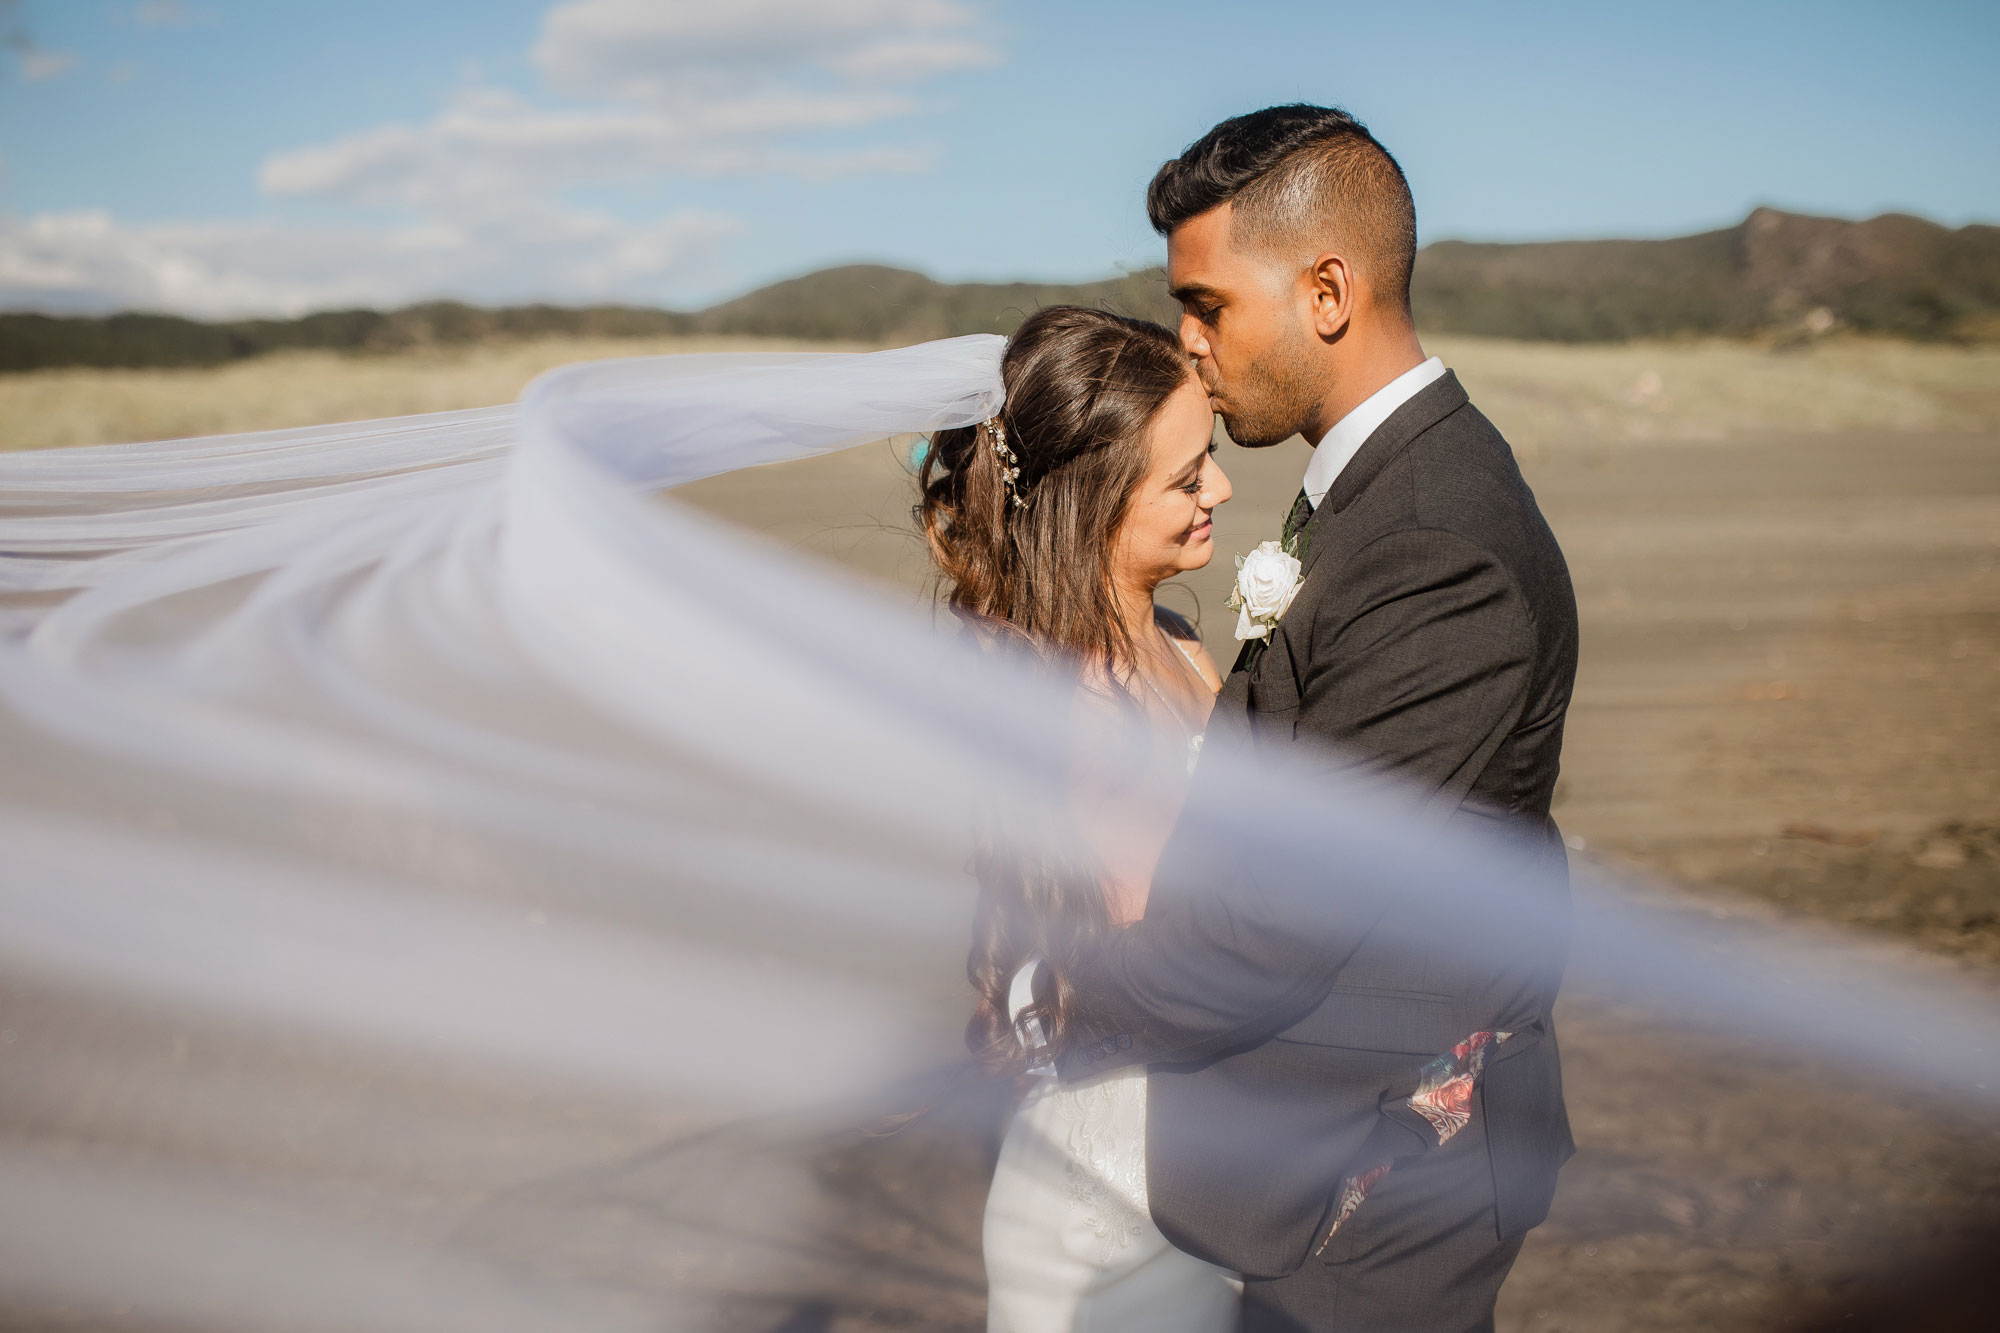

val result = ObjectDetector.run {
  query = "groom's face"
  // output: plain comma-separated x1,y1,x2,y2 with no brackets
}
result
1166,203,1322,449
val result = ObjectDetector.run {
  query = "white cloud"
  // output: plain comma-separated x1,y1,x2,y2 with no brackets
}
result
260,85,923,213
269,0,993,215
0,207,738,319
824,35,999,82
534,0,993,96
6,0,998,317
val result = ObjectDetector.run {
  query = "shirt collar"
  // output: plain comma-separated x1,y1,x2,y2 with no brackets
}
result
1301,356,1446,509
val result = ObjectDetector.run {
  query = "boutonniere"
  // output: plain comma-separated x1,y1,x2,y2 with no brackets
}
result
1226,537,1304,641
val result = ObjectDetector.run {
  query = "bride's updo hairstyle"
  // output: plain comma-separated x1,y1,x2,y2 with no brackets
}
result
918,304,1191,680
919,304,1195,1075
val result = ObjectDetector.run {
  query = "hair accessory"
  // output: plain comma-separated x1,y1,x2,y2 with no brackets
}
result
983,417,1027,510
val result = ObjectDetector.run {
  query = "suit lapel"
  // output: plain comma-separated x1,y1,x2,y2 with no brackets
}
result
1217,659,1253,712
1299,371,1470,581
1230,372,1469,701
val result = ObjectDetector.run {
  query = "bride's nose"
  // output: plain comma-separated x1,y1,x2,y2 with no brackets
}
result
1201,461,1234,509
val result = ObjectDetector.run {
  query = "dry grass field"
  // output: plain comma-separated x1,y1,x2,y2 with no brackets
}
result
0,335,870,452
2,333,1995,1331
3,332,1998,453
1431,334,2000,450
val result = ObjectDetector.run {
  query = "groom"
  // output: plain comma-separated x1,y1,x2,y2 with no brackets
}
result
1059,105,1579,1331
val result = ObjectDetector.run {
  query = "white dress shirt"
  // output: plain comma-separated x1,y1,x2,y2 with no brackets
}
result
1300,356,1447,509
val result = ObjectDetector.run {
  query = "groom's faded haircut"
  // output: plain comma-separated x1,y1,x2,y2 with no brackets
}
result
1147,104,1418,314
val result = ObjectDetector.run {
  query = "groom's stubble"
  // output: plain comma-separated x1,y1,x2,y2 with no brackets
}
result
1209,309,1324,450
1167,203,1335,451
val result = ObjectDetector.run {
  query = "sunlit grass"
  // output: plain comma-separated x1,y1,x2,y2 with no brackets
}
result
0,335,870,451
1434,334,2000,453
3,332,1996,452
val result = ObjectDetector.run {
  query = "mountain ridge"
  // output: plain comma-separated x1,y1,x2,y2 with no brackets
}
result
1413,207,2000,341
4,208,1995,372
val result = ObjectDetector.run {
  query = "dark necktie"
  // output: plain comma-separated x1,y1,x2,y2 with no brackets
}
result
1281,487,1314,548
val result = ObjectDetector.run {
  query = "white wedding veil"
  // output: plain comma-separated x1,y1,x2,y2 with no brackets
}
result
1,335,1994,1328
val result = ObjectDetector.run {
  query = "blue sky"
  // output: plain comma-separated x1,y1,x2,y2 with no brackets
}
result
3,0,1996,317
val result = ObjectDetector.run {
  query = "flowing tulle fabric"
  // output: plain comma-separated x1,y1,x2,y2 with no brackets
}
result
0,336,1994,1330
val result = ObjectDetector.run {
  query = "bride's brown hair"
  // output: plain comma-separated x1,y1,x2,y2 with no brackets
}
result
916,304,1193,1074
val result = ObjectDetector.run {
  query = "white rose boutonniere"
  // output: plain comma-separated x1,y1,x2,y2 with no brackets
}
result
1226,538,1304,641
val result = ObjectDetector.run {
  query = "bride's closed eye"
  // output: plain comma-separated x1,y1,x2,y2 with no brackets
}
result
1178,444,1219,497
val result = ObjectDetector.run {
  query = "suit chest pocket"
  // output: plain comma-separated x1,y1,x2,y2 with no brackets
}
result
1246,641,1303,717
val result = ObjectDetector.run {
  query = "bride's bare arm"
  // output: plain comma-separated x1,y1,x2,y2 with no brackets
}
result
1065,682,1192,926
1068,609,1220,924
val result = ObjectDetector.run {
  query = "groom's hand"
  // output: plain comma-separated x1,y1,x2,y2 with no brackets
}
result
1055,823,1382,1077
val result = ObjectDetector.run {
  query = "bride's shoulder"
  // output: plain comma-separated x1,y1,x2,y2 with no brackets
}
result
1152,604,1219,681
1152,604,1198,643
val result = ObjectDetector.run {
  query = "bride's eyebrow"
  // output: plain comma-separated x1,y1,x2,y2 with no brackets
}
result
1168,444,1208,487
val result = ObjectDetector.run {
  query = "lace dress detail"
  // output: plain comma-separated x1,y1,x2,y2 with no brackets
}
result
1054,1069,1151,1263
982,960,1239,1331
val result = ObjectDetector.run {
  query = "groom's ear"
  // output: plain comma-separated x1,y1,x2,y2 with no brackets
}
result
1306,252,1356,341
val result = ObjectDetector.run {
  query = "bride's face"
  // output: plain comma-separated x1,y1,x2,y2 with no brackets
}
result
1111,374,1233,589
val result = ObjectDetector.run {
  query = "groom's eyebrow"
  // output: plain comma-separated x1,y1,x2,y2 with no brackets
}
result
1169,281,1223,307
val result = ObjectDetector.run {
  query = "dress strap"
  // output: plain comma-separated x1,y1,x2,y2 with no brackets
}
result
1161,624,1216,696
1169,634,1206,682
1007,958,1056,1078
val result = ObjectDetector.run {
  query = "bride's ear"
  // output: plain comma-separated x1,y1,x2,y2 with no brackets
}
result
1306,252,1356,340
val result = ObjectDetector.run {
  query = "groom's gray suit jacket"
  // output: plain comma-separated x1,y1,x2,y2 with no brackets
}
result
1058,371,1579,1279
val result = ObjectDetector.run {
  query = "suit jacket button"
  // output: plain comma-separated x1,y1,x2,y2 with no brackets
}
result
1076,1048,1093,1065
1116,1033,1132,1050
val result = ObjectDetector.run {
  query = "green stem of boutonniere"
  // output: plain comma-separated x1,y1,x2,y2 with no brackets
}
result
1280,497,1310,548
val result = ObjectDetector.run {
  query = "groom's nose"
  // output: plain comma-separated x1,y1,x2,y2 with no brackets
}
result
1178,313,1211,363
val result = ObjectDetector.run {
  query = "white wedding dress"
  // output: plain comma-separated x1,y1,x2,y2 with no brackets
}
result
982,958,1242,1331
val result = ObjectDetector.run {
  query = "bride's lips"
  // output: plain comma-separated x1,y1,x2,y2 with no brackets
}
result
1186,518,1213,543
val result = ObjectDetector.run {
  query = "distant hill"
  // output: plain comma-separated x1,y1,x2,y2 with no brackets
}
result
0,302,697,374
687,265,1179,343
4,209,1995,372
1412,207,2000,341
0,269,1177,373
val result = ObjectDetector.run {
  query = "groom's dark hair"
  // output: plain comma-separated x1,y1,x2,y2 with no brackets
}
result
1147,104,1417,314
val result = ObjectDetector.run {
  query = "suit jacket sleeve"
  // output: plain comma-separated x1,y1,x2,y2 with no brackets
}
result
1056,528,1535,1077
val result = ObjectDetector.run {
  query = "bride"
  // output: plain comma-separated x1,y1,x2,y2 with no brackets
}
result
915,305,1243,1330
